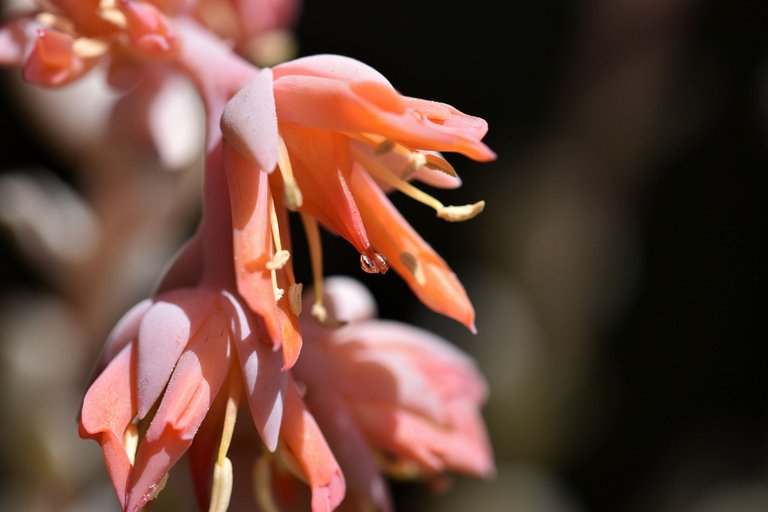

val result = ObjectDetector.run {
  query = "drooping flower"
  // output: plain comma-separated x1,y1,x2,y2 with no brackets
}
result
221,55,495,333
288,276,494,510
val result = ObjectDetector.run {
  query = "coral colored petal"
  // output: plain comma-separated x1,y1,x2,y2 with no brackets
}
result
101,299,151,366
187,375,229,509
154,229,204,294
273,54,391,85
281,378,346,511
301,275,377,327
225,143,283,348
303,387,393,512
349,167,476,330
221,68,279,173
272,74,494,161
22,28,95,86
126,312,231,512
279,124,375,259
136,289,216,419
221,291,285,451
79,343,137,509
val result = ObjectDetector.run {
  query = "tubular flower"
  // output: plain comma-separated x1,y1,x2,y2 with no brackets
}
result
221,55,495,332
290,276,494,510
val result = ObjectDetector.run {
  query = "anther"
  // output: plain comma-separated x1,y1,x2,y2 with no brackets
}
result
437,200,485,222
73,38,109,59
276,136,303,210
122,423,139,465
266,249,290,270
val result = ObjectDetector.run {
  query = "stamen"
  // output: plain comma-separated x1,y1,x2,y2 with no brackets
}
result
423,153,457,177
122,423,139,465
266,249,290,270
253,456,281,512
301,213,341,327
276,135,303,210
35,12,76,34
73,37,109,59
352,145,484,222
208,375,241,512
98,6,128,29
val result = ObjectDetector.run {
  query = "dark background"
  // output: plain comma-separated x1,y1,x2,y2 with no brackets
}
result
2,1,768,511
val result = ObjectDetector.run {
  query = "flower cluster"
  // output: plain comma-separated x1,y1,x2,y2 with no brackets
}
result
1,1,495,510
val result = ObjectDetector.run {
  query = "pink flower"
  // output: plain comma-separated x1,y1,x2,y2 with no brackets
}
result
221,55,495,332
292,276,494,510
78,281,345,511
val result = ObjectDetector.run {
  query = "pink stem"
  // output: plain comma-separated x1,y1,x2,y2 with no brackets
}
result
172,18,258,288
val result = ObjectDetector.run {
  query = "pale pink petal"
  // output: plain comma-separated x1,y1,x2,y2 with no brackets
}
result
135,289,216,419
221,291,285,451
125,312,231,512
282,377,346,511
331,348,447,425
0,15,37,66
153,229,204,294
301,275,377,327
79,343,137,509
221,68,279,173
274,54,391,85
303,387,392,512
101,299,151,365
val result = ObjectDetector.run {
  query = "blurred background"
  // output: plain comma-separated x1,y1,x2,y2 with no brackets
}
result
1,0,767,511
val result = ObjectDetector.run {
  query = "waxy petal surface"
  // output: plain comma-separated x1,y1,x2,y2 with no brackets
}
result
80,343,137,509
350,167,475,330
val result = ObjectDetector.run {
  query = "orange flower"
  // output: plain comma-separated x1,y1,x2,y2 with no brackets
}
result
221,55,495,332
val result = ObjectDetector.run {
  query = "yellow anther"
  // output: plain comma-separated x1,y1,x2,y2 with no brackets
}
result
98,7,128,29
437,201,485,222
276,135,303,210
73,37,109,59
122,423,139,465
208,457,233,512
351,145,484,223
253,456,281,512
288,282,303,316
35,12,76,34
266,249,290,270
208,375,240,512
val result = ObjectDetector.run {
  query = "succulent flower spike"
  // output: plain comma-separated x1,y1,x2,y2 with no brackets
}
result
221,55,495,330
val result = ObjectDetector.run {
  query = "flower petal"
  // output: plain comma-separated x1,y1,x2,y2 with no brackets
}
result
125,311,231,512
136,289,216,419
225,143,283,348
273,54,391,85
279,123,377,261
281,377,346,512
303,387,392,512
350,166,476,330
221,291,285,451
0,15,38,67
221,68,279,173
273,73,494,161
153,229,204,294
101,299,151,367
79,343,137,509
